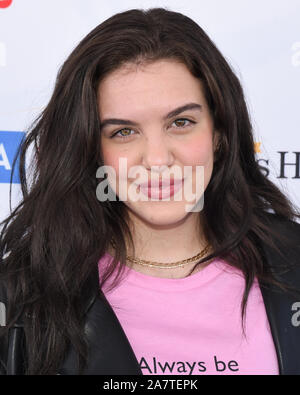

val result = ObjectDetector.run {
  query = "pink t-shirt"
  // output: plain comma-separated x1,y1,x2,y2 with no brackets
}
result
98,253,279,375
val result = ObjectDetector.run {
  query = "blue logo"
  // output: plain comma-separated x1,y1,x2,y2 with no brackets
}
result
0,131,26,184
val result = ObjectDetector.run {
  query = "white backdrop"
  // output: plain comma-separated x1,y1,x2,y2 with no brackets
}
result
0,0,299,222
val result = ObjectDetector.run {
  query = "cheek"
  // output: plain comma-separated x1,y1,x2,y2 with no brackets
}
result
101,143,135,180
101,149,120,169
180,134,214,166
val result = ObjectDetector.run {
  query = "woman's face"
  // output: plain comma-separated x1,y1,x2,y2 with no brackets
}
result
98,59,218,227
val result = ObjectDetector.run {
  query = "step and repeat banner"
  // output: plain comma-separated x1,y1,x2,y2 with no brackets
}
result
0,0,299,222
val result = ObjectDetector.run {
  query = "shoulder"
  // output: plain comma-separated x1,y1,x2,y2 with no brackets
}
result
262,212,300,248
263,211,300,232
259,212,300,287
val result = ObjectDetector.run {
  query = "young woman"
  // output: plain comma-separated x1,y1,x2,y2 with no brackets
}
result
1,7,300,375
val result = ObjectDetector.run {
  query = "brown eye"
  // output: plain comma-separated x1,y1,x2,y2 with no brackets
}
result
119,128,132,136
112,128,134,139
174,119,187,127
172,118,195,128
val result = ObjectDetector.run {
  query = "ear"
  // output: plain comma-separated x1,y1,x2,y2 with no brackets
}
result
213,130,221,153
213,130,222,164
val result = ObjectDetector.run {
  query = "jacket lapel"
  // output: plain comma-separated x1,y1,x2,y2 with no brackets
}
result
59,290,143,375
259,216,300,374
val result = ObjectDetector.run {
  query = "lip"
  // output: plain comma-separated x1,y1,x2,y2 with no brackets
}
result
138,178,184,200
138,178,184,189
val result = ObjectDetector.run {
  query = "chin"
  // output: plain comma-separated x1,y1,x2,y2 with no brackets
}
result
126,201,193,227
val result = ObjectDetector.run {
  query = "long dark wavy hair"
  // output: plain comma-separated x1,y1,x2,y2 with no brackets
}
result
1,7,300,375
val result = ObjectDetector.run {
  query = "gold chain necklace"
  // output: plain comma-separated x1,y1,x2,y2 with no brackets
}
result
110,239,211,269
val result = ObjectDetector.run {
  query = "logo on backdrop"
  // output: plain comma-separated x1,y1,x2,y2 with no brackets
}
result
0,0,13,8
0,131,25,184
255,142,300,179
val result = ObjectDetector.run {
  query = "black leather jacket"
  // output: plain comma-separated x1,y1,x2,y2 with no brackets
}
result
1,213,300,375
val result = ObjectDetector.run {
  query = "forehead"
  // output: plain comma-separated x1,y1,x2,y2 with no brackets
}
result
97,59,206,116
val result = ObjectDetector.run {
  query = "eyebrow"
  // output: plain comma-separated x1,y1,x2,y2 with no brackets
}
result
100,102,202,130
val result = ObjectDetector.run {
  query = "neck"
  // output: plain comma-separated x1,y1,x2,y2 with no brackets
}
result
117,210,211,279
128,211,206,257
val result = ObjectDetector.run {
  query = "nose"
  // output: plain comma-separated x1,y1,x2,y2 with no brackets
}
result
141,133,174,171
